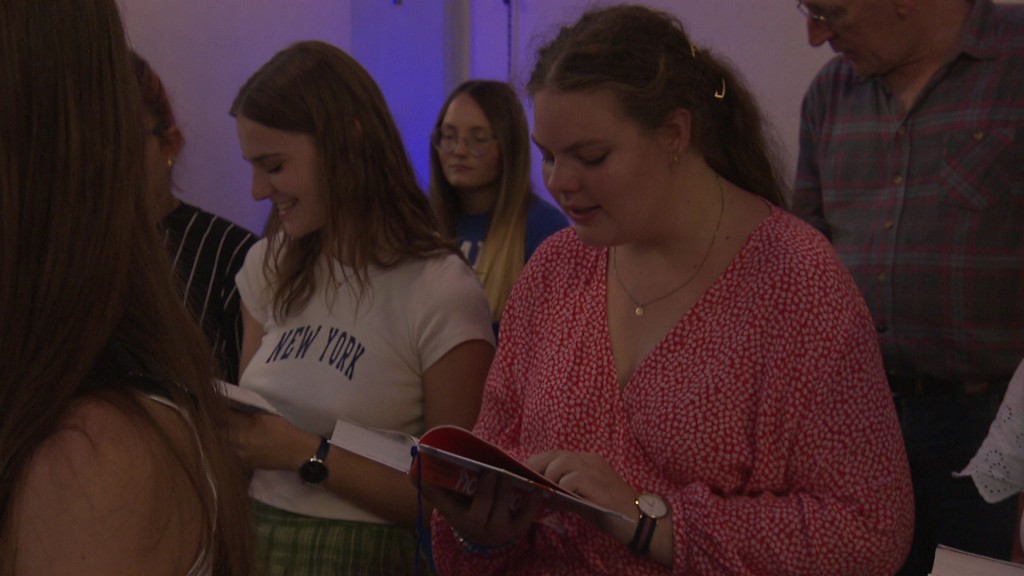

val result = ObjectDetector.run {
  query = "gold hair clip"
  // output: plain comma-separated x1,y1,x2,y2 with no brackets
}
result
714,78,726,100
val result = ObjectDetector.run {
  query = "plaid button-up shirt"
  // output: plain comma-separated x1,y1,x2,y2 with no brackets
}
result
794,0,1024,381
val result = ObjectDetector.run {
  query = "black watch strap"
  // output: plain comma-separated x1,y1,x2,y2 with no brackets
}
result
298,436,330,485
314,435,330,461
629,514,657,554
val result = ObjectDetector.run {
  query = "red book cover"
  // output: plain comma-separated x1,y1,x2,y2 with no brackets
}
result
330,419,626,520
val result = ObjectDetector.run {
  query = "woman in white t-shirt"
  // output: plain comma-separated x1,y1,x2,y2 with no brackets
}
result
227,41,495,575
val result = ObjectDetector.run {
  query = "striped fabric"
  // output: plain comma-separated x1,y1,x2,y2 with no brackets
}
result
162,202,257,383
793,0,1024,381
253,500,435,576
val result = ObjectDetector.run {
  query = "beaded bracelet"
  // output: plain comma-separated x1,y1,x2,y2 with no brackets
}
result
451,526,515,555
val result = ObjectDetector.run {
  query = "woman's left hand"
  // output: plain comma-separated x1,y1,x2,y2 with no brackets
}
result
526,450,638,538
225,410,313,472
529,450,676,567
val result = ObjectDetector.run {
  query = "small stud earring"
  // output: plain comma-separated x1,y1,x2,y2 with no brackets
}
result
167,157,176,168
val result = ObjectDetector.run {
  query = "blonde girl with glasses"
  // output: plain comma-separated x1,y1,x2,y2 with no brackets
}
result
429,81,568,332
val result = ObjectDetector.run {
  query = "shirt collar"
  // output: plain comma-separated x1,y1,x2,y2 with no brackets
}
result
857,0,999,88
956,0,999,62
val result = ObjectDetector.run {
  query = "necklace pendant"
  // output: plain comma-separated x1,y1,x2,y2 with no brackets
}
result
634,306,645,317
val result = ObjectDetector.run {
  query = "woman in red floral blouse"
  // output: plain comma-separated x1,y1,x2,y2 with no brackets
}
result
426,5,914,575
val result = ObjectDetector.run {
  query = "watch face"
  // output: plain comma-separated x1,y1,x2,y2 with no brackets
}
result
299,458,329,485
637,493,668,518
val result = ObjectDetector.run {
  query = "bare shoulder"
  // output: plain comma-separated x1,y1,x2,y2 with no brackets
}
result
11,395,203,575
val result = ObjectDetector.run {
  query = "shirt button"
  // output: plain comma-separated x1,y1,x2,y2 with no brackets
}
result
878,272,887,282
884,220,894,230
973,131,985,141
896,127,907,139
893,175,904,185
876,323,888,333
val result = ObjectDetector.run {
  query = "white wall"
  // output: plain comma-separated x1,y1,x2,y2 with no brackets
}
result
119,0,353,233
351,2,450,193
118,0,845,231
468,1,834,205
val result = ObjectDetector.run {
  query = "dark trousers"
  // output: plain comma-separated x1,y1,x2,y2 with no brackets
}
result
894,390,1017,576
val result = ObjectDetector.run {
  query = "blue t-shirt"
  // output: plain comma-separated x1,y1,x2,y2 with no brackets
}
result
456,195,568,267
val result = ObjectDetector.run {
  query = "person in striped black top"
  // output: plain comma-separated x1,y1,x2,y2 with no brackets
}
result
132,51,258,384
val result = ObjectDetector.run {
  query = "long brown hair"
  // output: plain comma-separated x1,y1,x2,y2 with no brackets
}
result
230,41,459,321
527,5,786,207
0,0,254,572
429,80,534,323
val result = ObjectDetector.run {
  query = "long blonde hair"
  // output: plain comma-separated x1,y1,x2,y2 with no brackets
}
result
429,81,535,322
0,1,254,572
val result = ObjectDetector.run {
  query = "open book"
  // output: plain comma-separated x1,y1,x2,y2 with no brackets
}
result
330,418,628,521
929,545,1024,575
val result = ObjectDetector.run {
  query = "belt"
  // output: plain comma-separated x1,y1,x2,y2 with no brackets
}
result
887,373,1008,398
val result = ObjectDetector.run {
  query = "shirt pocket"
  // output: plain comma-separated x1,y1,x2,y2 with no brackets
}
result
940,127,1020,211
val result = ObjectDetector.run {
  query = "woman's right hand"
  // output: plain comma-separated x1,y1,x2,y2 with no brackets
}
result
225,409,314,473
423,470,544,548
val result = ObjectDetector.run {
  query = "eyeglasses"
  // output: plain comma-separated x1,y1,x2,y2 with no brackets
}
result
432,128,497,158
796,1,845,27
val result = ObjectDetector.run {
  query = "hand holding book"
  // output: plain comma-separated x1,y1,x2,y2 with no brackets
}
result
329,418,628,521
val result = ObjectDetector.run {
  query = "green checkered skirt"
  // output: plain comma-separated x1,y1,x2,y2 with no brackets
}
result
253,500,435,576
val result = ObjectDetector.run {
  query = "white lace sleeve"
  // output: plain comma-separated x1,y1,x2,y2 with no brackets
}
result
955,358,1024,503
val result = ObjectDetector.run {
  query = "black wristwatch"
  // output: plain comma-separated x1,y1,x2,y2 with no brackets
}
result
629,492,668,555
298,436,330,485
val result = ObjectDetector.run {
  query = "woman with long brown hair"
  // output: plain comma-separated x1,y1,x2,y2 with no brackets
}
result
0,0,255,574
227,41,494,574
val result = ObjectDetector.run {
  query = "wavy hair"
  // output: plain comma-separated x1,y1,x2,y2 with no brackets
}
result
527,4,786,206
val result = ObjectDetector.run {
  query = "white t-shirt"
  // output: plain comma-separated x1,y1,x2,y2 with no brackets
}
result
236,239,494,523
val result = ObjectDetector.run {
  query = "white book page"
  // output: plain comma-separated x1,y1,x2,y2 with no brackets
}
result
930,545,1024,576
330,418,418,472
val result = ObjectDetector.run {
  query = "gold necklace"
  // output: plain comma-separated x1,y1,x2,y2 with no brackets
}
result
612,176,725,317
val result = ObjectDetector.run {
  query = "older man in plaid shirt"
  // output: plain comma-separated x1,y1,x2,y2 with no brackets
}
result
793,0,1024,574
